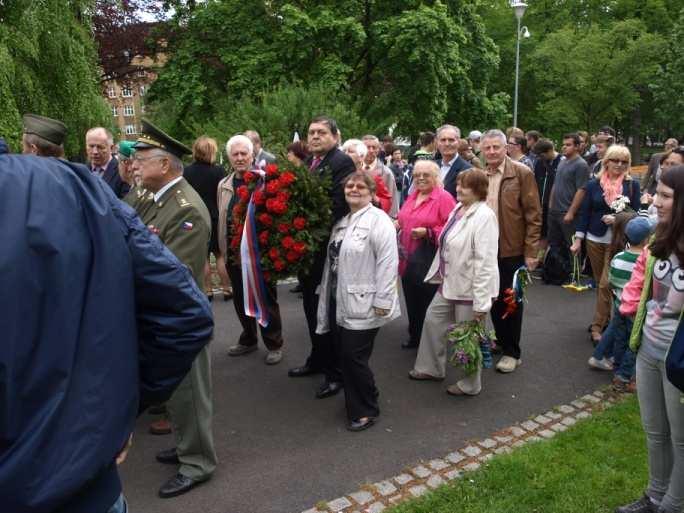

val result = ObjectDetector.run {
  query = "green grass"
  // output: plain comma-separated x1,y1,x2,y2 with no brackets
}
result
389,397,647,513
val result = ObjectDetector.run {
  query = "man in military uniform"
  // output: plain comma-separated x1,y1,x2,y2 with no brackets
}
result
127,119,217,498
21,113,67,157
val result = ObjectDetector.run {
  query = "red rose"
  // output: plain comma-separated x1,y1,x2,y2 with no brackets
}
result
259,230,269,245
265,164,279,177
253,189,265,205
276,191,290,203
280,171,296,186
243,171,256,183
230,236,241,249
258,213,273,226
233,202,245,216
286,250,300,263
235,223,244,234
277,222,290,234
293,241,307,254
273,258,286,271
265,179,281,195
268,247,280,259
263,271,272,282
237,185,250,201
282,236,295,249
266,198,288,215
293,217,306,230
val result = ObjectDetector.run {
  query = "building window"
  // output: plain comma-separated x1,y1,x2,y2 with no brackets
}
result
139,85,146,96
123,104,135,117
111,106,118,117
124,124,137,135
107,86,116,98
121,86,133,97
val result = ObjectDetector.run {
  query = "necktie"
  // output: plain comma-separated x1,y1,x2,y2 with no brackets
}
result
310,157,321,171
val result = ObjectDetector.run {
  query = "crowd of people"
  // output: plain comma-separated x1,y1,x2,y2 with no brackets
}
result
2,111,683,513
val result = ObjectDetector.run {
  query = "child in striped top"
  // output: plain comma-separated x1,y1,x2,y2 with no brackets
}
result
588,216,653,391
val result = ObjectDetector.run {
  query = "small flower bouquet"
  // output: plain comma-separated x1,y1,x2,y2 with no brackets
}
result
610,195,631,214
562,237,591,293
446,321,498,374
502,266,531,319
229,162,332,282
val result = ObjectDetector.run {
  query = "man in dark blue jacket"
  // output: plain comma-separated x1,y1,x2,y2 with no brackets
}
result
0,141,213,513
434,124,472,200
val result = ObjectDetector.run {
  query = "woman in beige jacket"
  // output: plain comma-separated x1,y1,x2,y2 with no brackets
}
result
409,169,499,396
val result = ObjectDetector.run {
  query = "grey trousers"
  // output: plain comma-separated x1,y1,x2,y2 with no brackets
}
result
636,350,684,512
412,292,482,395
167,345,218,479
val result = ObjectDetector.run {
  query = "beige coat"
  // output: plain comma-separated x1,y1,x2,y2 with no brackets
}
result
425,201,500,313
216,173,235,257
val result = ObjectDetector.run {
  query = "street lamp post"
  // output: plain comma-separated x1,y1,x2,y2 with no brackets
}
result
511,1,527,128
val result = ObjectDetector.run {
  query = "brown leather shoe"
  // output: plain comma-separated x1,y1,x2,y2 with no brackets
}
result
149,418,172,435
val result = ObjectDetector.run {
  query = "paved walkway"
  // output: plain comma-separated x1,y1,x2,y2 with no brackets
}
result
120,281,609,513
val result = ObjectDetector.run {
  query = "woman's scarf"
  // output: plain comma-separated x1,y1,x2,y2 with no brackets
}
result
600,171,625,205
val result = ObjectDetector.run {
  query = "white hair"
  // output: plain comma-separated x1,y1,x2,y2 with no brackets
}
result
413,159,443,187
481,129,507,146
226,134,254,156
361,134,380,144
342,138,368,159
436,124,461,138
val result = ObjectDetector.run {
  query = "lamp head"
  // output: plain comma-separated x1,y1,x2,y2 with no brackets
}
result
511,1,527,20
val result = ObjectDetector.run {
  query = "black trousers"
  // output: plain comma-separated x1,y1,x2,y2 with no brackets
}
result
490,255,525,359
401,273,439,345
227,264,283,350
299,249,338,380
329,298,380,420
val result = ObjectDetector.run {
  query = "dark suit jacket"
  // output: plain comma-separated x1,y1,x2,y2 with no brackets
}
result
436,155,472,199
98,157,130,199
307,148,356,225
642,151,664,195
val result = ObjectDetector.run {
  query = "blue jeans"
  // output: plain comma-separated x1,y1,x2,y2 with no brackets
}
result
593,303,636,381
107,494,127,513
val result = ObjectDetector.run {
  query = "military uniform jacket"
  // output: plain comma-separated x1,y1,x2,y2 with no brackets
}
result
126,178,211,285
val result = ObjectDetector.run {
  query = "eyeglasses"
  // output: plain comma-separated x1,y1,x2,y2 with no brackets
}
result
608,158,629,166
507,141,520,146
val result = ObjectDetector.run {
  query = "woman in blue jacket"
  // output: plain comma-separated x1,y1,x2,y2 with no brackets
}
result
571,144,640,343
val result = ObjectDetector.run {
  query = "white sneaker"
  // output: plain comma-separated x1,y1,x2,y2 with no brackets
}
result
265,350,283,365
496,356,521,373
588,356,614,371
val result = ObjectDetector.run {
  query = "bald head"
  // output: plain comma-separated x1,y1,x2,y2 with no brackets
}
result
86,127,115,168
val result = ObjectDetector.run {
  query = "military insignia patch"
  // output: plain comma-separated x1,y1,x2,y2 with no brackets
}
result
182,221,193,231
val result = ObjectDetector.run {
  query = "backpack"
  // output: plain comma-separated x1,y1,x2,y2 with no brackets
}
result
542,246,571,285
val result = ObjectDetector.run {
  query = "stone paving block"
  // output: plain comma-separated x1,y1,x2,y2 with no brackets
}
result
527,436,542,442
594,390,605,398
462,462,481,471
463,445,482,457
512,440,526,447
446,451,466,464
374,481,397,497
576,410,592,420
544,411,562,420
520,420,540,431
538,429,556,439
411,465,431,478
428,458,449,471
350,490,373,506
409,485,428,498
557,404,575,414
582,394,601,404
561,416,577,426
571,399,587,409
495,446,512,455
302,509,324,513
479,453,494,462
328,497,353,512
478,438,498,449
494,435,512,444
509,426,527,437
427,475,446,489
445,469,462,480
388,495,403,505
366,502,386,513
550,423,567,432
394,473,414,486
534,415,552,425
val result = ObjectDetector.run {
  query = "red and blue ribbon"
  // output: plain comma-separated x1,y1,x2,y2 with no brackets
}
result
241,175,270,327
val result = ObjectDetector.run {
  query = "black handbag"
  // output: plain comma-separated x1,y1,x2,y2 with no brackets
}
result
404,238,437,283
665,312,684,392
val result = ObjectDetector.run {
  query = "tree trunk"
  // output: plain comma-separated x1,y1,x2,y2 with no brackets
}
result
631,103,642,164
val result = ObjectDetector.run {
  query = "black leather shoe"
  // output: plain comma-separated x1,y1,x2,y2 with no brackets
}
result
288,365,319,377
315,381,343,399
347,416,377,432
148,404,167,415
158,473,208,498
155,447,180,465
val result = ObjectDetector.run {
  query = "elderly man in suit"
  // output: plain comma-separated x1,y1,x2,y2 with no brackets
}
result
126,119,217,498
288,115,356,400
435,124,472,199
244,129,276,169
86,127,130,199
